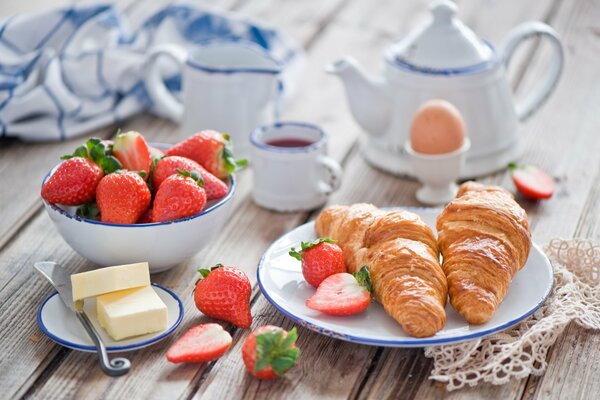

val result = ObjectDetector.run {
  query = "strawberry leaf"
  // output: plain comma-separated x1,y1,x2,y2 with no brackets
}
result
353,265,372,293
198,269,211,278
289,238,336,261
222,144,247,175
76,202,100,221
253,327,299,376
99,156,121,175
176,169,204,188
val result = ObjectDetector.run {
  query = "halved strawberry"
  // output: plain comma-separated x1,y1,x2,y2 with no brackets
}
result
306,266,372,316
508,163,555,200
112,131,153,180
166,323,232,363
165,130,247,179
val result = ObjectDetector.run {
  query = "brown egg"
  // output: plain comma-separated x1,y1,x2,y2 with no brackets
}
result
409,100,465,154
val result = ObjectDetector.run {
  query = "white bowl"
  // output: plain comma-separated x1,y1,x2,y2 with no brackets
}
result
42,144,236,273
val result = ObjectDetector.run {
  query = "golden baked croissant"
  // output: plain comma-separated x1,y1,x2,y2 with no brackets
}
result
436,182,531,324
315,204,447,337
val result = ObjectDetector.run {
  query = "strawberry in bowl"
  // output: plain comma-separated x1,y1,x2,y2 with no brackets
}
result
41,130,244,273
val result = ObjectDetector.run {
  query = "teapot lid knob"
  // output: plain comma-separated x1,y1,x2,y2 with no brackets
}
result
430,0,457,23
387,0,493,71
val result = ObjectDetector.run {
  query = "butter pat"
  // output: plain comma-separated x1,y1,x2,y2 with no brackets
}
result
97,285,168,341
71,262,150,301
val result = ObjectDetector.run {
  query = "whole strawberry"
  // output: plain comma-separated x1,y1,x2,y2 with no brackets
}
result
194,264,252,329
152,170,207,223
166,323,232,364
242,325,300,380
112,131,153,180
96,171,151,224
42,158,103,206
165,130,247,179
41,138,121,206
306,266,372,316
152,156,228,200
289,238,346,288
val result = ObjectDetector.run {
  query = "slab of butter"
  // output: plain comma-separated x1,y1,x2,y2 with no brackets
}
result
97,285,168,341
71,262,150,301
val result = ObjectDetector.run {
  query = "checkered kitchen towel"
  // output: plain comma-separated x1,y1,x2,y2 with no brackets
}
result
0,3,303,141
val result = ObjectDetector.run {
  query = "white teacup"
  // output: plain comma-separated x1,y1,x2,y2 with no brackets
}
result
143,40,282,157
251,122,343,212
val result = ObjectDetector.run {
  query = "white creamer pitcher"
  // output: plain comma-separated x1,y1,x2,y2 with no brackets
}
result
144,40,282,157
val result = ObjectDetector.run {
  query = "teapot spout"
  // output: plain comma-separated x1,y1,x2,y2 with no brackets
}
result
326,57,390,136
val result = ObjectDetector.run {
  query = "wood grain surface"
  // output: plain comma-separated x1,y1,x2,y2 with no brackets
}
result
1,0,599,399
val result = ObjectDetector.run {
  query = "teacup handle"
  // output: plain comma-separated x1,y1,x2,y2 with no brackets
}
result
143,44,188,122
317,156,343,195
502,21,564,121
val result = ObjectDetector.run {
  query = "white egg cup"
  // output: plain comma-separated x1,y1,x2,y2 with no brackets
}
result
404,139,471,206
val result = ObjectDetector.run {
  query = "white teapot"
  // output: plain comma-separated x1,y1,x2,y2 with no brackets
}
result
327,0,564,177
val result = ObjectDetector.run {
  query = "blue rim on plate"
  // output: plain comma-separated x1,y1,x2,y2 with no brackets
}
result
37,283,184,352
256,207,554,347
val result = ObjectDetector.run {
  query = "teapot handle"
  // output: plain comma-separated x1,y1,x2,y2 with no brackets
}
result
502,21,564,121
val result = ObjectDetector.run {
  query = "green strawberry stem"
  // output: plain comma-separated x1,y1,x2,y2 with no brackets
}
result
353,265,372,293
507,162,518,171
75,202,100,221
61,137,121,175
177,168,204,188
288,238,336,261
221,136,248,174
197,264,223,279
254,327,300,376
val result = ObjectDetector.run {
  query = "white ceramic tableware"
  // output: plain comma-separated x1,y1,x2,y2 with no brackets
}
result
42,144,236,273
257,207,553,347
405,138,471,205
143,40,283,157
328,0,563,178
250,122,343,212
37,284,183,352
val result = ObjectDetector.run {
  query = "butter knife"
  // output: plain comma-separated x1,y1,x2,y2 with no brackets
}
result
34,261,131,377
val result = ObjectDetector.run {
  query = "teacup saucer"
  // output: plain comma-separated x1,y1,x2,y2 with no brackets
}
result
37,284,183,352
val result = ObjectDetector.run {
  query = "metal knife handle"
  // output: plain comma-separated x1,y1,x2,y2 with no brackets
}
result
76,312,131,377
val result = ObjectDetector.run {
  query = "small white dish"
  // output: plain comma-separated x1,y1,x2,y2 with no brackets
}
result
405,139,470,206
42,143,236,273
257,207,553,347
37,284,183,352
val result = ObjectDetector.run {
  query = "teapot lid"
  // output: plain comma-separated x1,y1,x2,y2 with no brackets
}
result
388,0,494,72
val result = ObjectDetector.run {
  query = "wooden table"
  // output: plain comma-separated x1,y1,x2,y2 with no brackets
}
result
1,0,599,398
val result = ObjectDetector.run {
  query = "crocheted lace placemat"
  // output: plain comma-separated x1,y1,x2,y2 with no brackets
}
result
424,239,600,391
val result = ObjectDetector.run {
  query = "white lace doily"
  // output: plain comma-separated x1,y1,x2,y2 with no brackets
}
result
424,239,600,391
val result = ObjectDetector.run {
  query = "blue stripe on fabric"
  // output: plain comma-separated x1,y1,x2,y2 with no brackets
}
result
0,36,24,55
34,9,72,50
42,84,66,140
0,88,13,111
96,51,111,93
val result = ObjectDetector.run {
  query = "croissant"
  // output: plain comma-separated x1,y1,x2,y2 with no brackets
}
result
436,182,531,324
315,204,447,337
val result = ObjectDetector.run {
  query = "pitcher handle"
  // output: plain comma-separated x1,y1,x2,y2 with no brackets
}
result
143,44,188,122
502,21,564,121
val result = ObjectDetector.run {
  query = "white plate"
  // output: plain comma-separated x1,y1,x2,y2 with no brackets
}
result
37,284,183,352
257,208,553,347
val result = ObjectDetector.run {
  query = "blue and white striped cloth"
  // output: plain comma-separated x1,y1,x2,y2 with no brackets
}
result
0,4,303,141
